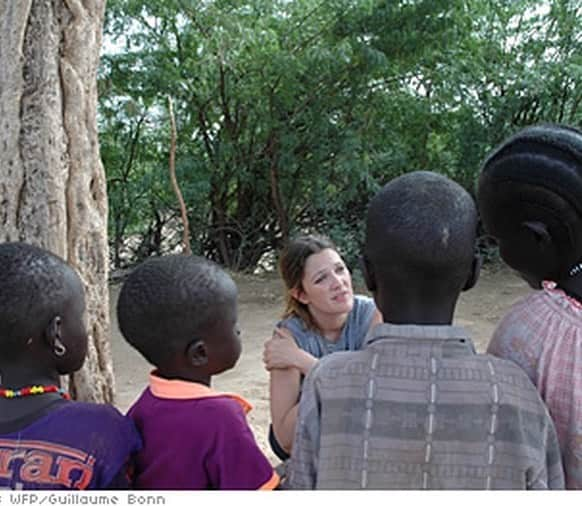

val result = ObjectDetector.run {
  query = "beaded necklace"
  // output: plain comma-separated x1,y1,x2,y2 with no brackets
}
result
0,385,71,400
569,262,582,278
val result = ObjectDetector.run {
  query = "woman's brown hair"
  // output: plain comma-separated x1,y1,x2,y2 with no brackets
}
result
279,234,337,330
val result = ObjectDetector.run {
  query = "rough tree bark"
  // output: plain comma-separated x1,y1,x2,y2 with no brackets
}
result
0,0,113,402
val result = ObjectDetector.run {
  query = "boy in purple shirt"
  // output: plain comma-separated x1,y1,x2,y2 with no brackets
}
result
117,254,279,490
0,243,141,490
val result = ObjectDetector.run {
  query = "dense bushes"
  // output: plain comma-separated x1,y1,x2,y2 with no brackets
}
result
100,0,581,271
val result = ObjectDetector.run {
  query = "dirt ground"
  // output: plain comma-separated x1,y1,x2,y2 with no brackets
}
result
108,266,532,465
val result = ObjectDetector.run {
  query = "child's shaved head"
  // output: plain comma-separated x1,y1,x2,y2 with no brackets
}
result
117,255,237,368
365,171,477,290
0,242,81,354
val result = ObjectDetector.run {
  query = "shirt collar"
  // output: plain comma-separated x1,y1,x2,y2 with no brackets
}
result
148,371,252,414
542,280,582,311
364,322,475,351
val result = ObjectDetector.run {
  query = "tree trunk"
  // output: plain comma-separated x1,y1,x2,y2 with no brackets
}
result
0,0,113,403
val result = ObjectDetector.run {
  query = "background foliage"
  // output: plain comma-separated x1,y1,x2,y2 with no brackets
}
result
99,0,581,271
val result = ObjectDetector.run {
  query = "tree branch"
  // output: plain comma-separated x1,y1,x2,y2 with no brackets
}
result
167,95,192,255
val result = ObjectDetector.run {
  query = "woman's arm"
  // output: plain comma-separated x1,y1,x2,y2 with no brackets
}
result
269,367,301,454
370,309,383,328
263,327,317,375
264,327,318,453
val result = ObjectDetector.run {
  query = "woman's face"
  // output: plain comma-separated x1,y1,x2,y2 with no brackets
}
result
294,248,354,317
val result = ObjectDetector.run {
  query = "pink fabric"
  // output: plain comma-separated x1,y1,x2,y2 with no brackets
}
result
488,282,582,489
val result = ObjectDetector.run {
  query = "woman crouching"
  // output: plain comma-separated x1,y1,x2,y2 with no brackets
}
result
263,234,381,460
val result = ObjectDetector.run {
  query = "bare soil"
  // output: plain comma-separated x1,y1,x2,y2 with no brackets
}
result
109,266,532,465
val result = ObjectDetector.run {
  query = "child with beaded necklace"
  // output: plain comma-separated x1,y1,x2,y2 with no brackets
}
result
0,242,141,490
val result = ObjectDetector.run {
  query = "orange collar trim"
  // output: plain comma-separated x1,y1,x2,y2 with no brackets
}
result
148,372,252,414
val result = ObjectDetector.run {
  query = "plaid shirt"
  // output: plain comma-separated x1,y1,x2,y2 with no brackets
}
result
488,282,582,489
288,323,564,490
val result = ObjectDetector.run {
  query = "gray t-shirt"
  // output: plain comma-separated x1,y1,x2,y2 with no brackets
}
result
277,295,376,358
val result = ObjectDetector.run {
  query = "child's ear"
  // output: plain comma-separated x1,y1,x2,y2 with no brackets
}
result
44,315,67,357
360,254,376,292
186,340,208,367
522,221,552,247
462,252,483,292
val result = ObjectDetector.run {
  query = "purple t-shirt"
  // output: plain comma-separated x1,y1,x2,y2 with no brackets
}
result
127,374,279,490
0,402,142,490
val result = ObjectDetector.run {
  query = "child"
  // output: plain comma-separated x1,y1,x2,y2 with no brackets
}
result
0,242,141,490
117,254,279,490
286,171,564,489
477,124,582,488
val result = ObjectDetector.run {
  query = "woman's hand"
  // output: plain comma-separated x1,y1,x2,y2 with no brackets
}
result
263,327,300,371
263,327,318,375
